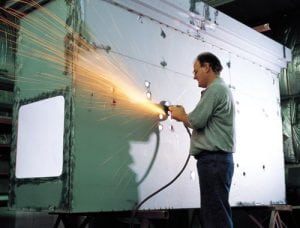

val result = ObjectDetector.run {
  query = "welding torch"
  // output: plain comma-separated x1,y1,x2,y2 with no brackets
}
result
158,101,191,128
157,100,183,119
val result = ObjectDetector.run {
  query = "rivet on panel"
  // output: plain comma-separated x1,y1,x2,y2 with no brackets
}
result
144,80,151,88
158,124,163,131
146,91,152,100
226,61,231,68
160,60,167,67
112,87,116,106
137,15,143,23
160,28,166,38
170,125,174,132
159,113,164,120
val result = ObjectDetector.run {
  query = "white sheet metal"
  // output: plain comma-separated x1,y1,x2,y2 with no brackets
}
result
100,0,291,72
82,0,288,209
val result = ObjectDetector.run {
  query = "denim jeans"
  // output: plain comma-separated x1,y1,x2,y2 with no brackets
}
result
196,151,234,228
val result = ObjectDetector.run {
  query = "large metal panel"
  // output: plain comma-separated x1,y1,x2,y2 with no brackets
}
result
68,0,288,211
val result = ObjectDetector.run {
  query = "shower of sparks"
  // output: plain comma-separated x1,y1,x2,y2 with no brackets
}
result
0,0,166,118
74,48,164,116
0,0,173,191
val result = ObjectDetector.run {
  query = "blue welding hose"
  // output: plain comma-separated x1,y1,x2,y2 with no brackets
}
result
130,125,192,228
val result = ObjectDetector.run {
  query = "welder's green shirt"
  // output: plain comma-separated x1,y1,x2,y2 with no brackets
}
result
188,77,235,155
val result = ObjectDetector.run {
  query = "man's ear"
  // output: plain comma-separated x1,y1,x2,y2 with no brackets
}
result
203,62,210,72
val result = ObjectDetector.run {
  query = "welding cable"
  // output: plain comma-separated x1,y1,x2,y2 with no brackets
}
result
137,130,160,185
130,124,192,228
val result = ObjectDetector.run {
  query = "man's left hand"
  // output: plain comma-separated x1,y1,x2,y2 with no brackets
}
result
169,105,187,122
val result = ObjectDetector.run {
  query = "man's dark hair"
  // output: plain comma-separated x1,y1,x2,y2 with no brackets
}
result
196,52,223,74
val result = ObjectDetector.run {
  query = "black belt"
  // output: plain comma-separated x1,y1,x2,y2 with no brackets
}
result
194,150,229,159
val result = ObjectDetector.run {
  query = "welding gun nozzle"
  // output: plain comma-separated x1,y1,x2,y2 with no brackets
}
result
162,104,169,114
159,100,170,116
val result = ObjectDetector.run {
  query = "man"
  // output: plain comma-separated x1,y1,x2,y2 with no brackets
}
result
169,52,235,228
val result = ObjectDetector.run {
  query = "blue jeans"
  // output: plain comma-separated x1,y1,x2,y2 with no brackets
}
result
196,151,234,228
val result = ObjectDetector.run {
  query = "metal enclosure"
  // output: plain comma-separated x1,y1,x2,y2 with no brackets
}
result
10,0,291,212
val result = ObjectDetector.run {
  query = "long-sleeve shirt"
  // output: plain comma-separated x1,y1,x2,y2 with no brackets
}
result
188,77,235,155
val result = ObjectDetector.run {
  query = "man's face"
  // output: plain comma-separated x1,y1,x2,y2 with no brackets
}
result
193,60,208,88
